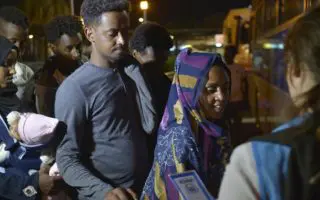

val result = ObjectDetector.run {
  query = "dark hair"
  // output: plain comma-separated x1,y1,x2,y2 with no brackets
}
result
224,45,237,65
0,36,15,66
0,6,29,30
285,6,320,109
129,22,173,52
80,0,129,26
215,55,232,92
45,15,83,43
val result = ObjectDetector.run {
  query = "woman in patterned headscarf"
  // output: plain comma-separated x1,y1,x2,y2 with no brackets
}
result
141,49,232,199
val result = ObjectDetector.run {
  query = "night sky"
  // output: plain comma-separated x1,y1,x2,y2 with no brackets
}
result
129,0,251,28
75,0,251,29
1,0,251,29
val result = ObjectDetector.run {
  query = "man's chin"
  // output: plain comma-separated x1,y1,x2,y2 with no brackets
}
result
114,51,128,60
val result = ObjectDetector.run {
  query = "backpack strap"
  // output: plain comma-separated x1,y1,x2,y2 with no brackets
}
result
251,112,320,200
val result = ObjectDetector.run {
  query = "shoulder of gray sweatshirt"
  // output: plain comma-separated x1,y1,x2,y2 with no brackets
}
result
55,61,157,200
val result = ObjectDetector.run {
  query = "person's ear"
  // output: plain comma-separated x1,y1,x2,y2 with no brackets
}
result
84,26,95,43
48,43,57,56
132,50,138,59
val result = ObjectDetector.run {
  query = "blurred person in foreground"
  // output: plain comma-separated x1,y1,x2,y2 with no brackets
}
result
219,6,320,200
141,49,232,199
224,45,248,146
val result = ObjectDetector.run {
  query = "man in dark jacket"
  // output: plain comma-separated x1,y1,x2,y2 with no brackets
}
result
129,22,173,162
35,15,83,117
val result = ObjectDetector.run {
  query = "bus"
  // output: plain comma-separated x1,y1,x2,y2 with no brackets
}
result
249,0,319,132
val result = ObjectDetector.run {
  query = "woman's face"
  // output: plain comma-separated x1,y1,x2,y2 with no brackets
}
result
0,49,17,88
199,65,230,120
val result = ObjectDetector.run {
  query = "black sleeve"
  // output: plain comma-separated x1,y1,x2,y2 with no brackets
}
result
0,170,40,200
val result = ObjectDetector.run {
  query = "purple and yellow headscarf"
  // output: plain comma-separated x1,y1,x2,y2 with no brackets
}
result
141,49,231,200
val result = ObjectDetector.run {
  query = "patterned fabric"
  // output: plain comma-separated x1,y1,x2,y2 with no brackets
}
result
141,49,231,200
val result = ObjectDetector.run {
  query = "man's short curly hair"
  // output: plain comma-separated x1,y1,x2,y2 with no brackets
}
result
129,22,173,53
80,0,129,26
0,6,29,30
45,15,83,44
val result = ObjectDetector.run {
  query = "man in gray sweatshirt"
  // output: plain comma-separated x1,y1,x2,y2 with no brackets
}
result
55,0,157,199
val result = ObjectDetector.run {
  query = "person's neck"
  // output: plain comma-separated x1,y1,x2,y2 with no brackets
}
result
90,51,116,69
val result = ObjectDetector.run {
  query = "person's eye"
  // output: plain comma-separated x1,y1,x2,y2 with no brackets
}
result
108,30,118,37
206,86,218,93
66,46,73,52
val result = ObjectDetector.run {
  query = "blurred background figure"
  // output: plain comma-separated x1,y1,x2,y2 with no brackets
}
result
0,6,35,112
224,45,248,146
35,15,83,117
129,22,173,163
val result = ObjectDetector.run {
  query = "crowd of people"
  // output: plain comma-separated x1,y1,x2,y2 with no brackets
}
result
0,0,319,200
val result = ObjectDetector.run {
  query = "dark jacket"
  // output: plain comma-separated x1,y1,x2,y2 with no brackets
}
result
0,35,40,200
0,115,41,200
35,56,81,117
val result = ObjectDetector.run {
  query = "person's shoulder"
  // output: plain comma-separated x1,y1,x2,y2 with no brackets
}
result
16,62,28,67
120,54,140,67
15,62,34,76
230,142,254,165
252,113,315,147
62,63,92,84
16,62,31,70
228,63,245,71
36,71,58,88
57,64,91,94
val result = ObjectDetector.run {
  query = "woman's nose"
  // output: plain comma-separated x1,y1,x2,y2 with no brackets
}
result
214,88,225,101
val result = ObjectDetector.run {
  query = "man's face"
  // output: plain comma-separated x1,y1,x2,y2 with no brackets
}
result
0,20,27,52
85,11,129,64
52,33,82,61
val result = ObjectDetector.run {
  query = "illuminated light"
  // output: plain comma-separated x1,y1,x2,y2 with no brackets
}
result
140,1,149,10
278,44,284,49
179,45,192,50
28,35,34,39
215,43,223,48
170,35,174,39
263,43,284,49
263,43,277,49
139,17,144,23
170,46,176,52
